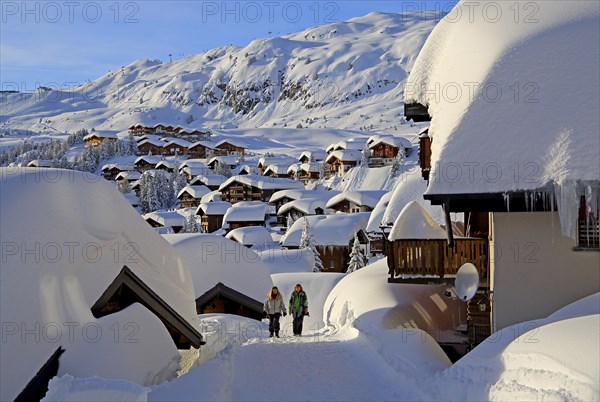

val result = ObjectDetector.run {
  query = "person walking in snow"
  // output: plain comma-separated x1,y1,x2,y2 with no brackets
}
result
263,286,287,338
289,284,308,336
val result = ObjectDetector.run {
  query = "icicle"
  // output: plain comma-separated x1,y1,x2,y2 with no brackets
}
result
524,192,529,212
503,192,510,213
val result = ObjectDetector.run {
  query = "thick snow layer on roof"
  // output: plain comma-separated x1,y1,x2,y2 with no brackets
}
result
102,163,135,171
281,212,370,247
215,138,248,149
143,211,186,227
264,163,294,175
299,150,327,162
135,155,163,165
381,169,445,227
177,185,211,200
138,139,165,147
163,138,192,148
406,1,600,195
326,149,362,163
84,132,118,140
389,201,447,240
43,374,150,402
189,140,216,149
222,201,269,226
334,137,368,151
197,201,232,216
257,248,315,274
164,234,272,302
366,191,393,233
220,174,305,191
116,171,142,181
268,188,336,203
136,134,163,143
27,159,53,167
297,162,322,173
199,190,222,203
226,226,275,247
278,198,332,216
207,155,240,166
0,168,198,400
257,156,297,167
182,166,212,177
191,174,227,186
326,190,387,209
178,159,207,170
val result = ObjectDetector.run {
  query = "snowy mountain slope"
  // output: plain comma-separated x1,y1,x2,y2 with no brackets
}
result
0,12,439,139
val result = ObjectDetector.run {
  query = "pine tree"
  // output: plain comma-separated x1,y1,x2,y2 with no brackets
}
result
299,217,323,272
182,214,201,233
390,147,406,177
286,214,296,229
347,232,366,273
127,133,137,155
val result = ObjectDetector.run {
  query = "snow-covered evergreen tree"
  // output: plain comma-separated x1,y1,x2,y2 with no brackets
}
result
347,232,366,273
299,217,324,272
390,147,406,177
286,214,296,229
182,214,201,233
360,142,370,166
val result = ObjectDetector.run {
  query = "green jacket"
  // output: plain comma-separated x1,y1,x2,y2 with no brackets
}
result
289,291,308,315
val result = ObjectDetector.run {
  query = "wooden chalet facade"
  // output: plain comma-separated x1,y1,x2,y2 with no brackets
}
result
176,129,212,142
196,282,263,320
187,142,214,159
83,132,118,147
219,176,303,204
137,140,164,156
102,164,134,180
214,141,245,156
163,140,189,156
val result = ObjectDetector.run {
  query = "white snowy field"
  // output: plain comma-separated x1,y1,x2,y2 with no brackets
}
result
43,259,599,401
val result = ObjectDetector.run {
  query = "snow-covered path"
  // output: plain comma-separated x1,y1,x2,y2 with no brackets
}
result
150,329,424,401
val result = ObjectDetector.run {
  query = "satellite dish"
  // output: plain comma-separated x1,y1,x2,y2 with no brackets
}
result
455,263,479,302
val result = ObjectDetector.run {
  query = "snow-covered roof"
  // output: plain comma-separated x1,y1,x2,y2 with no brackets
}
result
368,136,412,150
189,140,215,149
196,201,232,216
299,150,327,162
220,174,305,192
178,159,207,170
164,234,272,301
163,138,192,148
115,170,142,181
215,139,248,149
381,170,445,227
389,201,447,241
269,188,337,204
332,137,368,151
325,149,362,163
135,155,163,165
366,191,394,233
155,160,178,170
278,198,332,216
226,226,274,247
281,212,370,247
102,163,134,172
143,211,186,227
222,201,269,226
238,164,262,175
263,163,294,176
182,166,212,177
26,159,52,167
200,190,222,203
406,1,599,198
83,132,118,140
135,134,163,143
326,190,388,209
177,185,211,200
299,162,322,173
207,155,240,166
191,174,227,187
0,168,199,400
257,156,297,167
137,138,165,147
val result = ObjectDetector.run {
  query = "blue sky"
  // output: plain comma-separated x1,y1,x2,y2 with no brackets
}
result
1,1,457,91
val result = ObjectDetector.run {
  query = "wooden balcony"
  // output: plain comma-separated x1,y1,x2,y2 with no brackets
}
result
387,238,489,282
577,217,599,249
